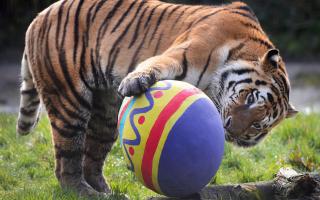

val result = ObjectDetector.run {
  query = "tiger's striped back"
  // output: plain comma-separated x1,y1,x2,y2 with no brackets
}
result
24,0,278,89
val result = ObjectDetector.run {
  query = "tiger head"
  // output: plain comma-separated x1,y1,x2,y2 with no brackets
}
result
214,49,298,147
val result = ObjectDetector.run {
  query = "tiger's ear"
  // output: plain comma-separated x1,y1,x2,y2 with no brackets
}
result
286,103,298,118
262,49,281,72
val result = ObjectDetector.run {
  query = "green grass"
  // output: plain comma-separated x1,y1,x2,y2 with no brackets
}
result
0,113,319,200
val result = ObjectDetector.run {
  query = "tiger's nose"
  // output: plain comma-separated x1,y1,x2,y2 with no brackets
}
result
224,117,253,137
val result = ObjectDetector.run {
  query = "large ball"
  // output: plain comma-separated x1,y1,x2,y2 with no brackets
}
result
118,80,224,197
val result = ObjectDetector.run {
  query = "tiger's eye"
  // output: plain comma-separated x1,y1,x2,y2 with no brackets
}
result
247,94,255,104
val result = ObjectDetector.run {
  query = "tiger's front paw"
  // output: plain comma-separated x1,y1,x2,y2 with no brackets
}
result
118,71,157,96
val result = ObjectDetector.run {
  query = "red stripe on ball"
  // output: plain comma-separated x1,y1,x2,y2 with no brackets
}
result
141,88,200,191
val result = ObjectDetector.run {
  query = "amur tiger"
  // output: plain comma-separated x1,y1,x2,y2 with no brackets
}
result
16,0,298,197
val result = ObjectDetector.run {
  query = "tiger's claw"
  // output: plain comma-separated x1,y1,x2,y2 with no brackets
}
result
118,71,157,97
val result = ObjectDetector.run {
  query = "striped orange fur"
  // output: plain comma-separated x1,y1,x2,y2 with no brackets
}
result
17,0,297,196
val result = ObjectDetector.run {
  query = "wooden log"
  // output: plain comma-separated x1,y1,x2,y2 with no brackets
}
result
148,168,320,200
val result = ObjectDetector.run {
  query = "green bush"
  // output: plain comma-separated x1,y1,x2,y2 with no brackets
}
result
166,0,320,59
0,1,54,47
0,0,319,59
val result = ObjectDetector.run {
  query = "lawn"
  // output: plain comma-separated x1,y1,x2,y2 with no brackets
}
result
0,113,319,200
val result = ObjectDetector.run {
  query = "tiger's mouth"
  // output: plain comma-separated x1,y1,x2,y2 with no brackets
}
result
225,131,258,147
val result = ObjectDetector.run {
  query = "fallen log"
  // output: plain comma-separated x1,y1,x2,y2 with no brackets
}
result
148,168,320,200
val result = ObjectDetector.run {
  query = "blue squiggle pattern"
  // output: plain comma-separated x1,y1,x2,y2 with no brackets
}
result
119,98,136,147
122,81,172,171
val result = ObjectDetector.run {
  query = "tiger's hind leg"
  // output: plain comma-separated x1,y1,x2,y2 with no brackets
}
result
42,91,105,197
83,89,121,193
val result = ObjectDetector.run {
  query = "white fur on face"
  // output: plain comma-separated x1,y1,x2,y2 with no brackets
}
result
217,59,284,141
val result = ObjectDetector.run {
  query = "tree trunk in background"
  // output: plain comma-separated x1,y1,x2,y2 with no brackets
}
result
149,168,320,200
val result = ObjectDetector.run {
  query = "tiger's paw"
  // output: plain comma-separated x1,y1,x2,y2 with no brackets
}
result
118,71,157,97
61,178,107,198
85,174,111,194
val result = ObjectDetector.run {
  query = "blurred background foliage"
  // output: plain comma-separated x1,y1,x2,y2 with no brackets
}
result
0,0,319,60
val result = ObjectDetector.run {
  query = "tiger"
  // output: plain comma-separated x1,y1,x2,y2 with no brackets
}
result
16,0,298,197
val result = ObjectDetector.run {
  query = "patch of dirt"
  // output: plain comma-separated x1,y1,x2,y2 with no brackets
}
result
286,63,320,113
0,63,20,113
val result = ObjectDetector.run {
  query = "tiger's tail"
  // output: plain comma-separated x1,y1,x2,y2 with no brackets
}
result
16,51,41,136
